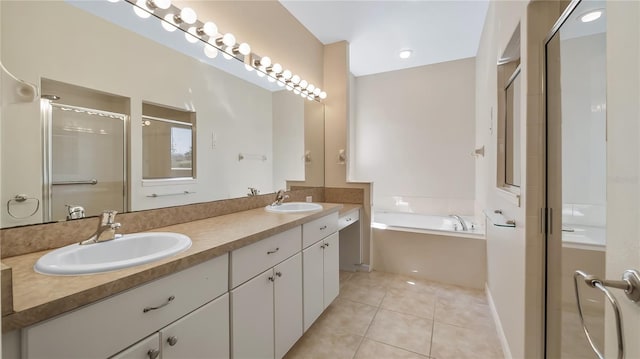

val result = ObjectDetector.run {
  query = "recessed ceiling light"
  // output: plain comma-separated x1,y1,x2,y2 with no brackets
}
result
579,10,602,23
399,49,413,59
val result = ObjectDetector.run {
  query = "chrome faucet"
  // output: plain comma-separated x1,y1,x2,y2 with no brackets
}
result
271,189,290,206
247,187,260,196
65,204,85,220
450,214,468,231
79,210,122,245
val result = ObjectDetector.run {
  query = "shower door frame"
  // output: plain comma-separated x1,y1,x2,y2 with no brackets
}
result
42,101,129,222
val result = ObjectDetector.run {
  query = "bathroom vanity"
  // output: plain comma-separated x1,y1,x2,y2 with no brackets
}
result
1,204,342,359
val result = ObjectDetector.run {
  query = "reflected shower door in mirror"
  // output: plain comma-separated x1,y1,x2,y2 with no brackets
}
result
545,0,607,357
45,103,127,222
0,0,324,228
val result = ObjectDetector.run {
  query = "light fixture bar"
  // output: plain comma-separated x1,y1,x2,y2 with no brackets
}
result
123,0,326,101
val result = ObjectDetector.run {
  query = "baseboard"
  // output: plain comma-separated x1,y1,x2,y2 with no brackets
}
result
486,283,512,359
356,263,371,272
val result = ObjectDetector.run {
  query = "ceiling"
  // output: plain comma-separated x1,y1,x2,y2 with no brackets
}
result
279,0,490,77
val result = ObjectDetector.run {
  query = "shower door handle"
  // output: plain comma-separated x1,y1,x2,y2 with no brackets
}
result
573,269,640,359
52,178,98,185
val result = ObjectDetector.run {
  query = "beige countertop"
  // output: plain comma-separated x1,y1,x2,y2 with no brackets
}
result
1,203,343,332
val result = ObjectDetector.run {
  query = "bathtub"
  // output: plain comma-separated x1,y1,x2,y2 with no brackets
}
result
371,211,486,289
372,211,485,239
562,224,605,251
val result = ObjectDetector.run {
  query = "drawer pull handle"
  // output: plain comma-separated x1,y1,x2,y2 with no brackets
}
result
147,349,160,359
320,225,327,230
276,271,282,277
346,218,352,221
267,247,280,255
320,244,326,249
143,295,175,313
167,336,178,346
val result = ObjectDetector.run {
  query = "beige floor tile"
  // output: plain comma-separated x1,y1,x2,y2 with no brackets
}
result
434,297,494,329
435,283,487,305
349,270,398,288
284,324,363,359
339,279,387,307
355,338,429,359
386,275,441,295
365,309,433,356
313,298,378,336
430,322,503,359
340,270,355,285
381,288,437,319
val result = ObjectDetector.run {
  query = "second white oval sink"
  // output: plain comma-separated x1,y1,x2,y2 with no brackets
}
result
34,232,192,276
265,202,323,213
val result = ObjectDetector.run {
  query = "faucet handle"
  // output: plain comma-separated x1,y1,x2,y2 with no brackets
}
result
101,210,118,225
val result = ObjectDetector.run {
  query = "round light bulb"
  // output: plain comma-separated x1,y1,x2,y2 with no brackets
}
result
237,43,251,56
307,84,315,93
271,63,283,74
277,80,285,87
307,95,314,101
319,91,327,99
180,7,197,24
202,21,218,37
399,49,413,59
300,91,308,98
259,56,272,68
245,64,254,72
162,13,178,32
185,27,199,43
134,0,152,18
256,68,266,78
282,70,292,80
313,88,321,96
204,44,218,59
222,33,236,47
286,84,294,91
267,76,276,83
299,80,308,89
291,75,300,85
293,88,301,95
222,46,234,60
580,10,602,23
151,0,171,10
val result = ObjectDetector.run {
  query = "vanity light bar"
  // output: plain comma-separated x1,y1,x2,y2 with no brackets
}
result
121,0,327,101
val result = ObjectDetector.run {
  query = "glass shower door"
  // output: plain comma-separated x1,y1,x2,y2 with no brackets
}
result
545,0,607,357
46,103,126,221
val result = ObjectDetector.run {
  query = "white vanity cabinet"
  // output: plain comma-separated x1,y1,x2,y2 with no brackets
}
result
22,254,229,359
302,212,340,331
110,332,161,359
230,229,303,359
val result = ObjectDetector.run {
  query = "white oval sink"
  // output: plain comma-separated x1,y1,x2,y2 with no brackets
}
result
34,232,192,276
265,202,323,213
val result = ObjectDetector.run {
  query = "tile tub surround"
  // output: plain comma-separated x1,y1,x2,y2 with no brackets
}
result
285,271,504,359
0,203,341,332
0,187,325,258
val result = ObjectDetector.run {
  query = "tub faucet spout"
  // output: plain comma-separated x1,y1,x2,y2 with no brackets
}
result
450,215,468,231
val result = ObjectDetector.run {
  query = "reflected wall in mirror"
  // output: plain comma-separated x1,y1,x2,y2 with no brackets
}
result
0,0,324,228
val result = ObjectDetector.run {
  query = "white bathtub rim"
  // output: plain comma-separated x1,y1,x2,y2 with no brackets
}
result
372,222,486,240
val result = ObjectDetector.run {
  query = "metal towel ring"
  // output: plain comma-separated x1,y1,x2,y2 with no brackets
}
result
573,270,625,359
7,194,40,219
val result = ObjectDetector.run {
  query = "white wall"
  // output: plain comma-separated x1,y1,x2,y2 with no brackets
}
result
561,33,607,227
1,2,280,225
272,91,305,191
351,58,476,215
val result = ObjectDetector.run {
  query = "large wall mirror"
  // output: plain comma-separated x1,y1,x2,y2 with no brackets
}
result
0,0,325,228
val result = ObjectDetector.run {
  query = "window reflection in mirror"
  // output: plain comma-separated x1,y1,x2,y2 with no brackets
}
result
142,103,195,180
504,67,521,187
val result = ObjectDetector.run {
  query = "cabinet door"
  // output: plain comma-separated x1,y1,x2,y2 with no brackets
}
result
231,269,275,359
274,253,303,359
161,294,229,359
323,232,340,308
302,240,325,332
110,334,160,359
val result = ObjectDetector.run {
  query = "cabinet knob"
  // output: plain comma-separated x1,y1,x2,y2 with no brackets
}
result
324,242,330,247
320,225,327,230
268,276,275,282
276,271,282,277
167,336,178,346
147,349,160,359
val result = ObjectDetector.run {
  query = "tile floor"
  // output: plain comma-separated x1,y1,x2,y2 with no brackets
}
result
285,271,504,359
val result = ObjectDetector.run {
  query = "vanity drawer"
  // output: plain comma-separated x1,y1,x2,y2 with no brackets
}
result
23,254,228,359
231,226,302,288
302,212,339,248
338,209,360,230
